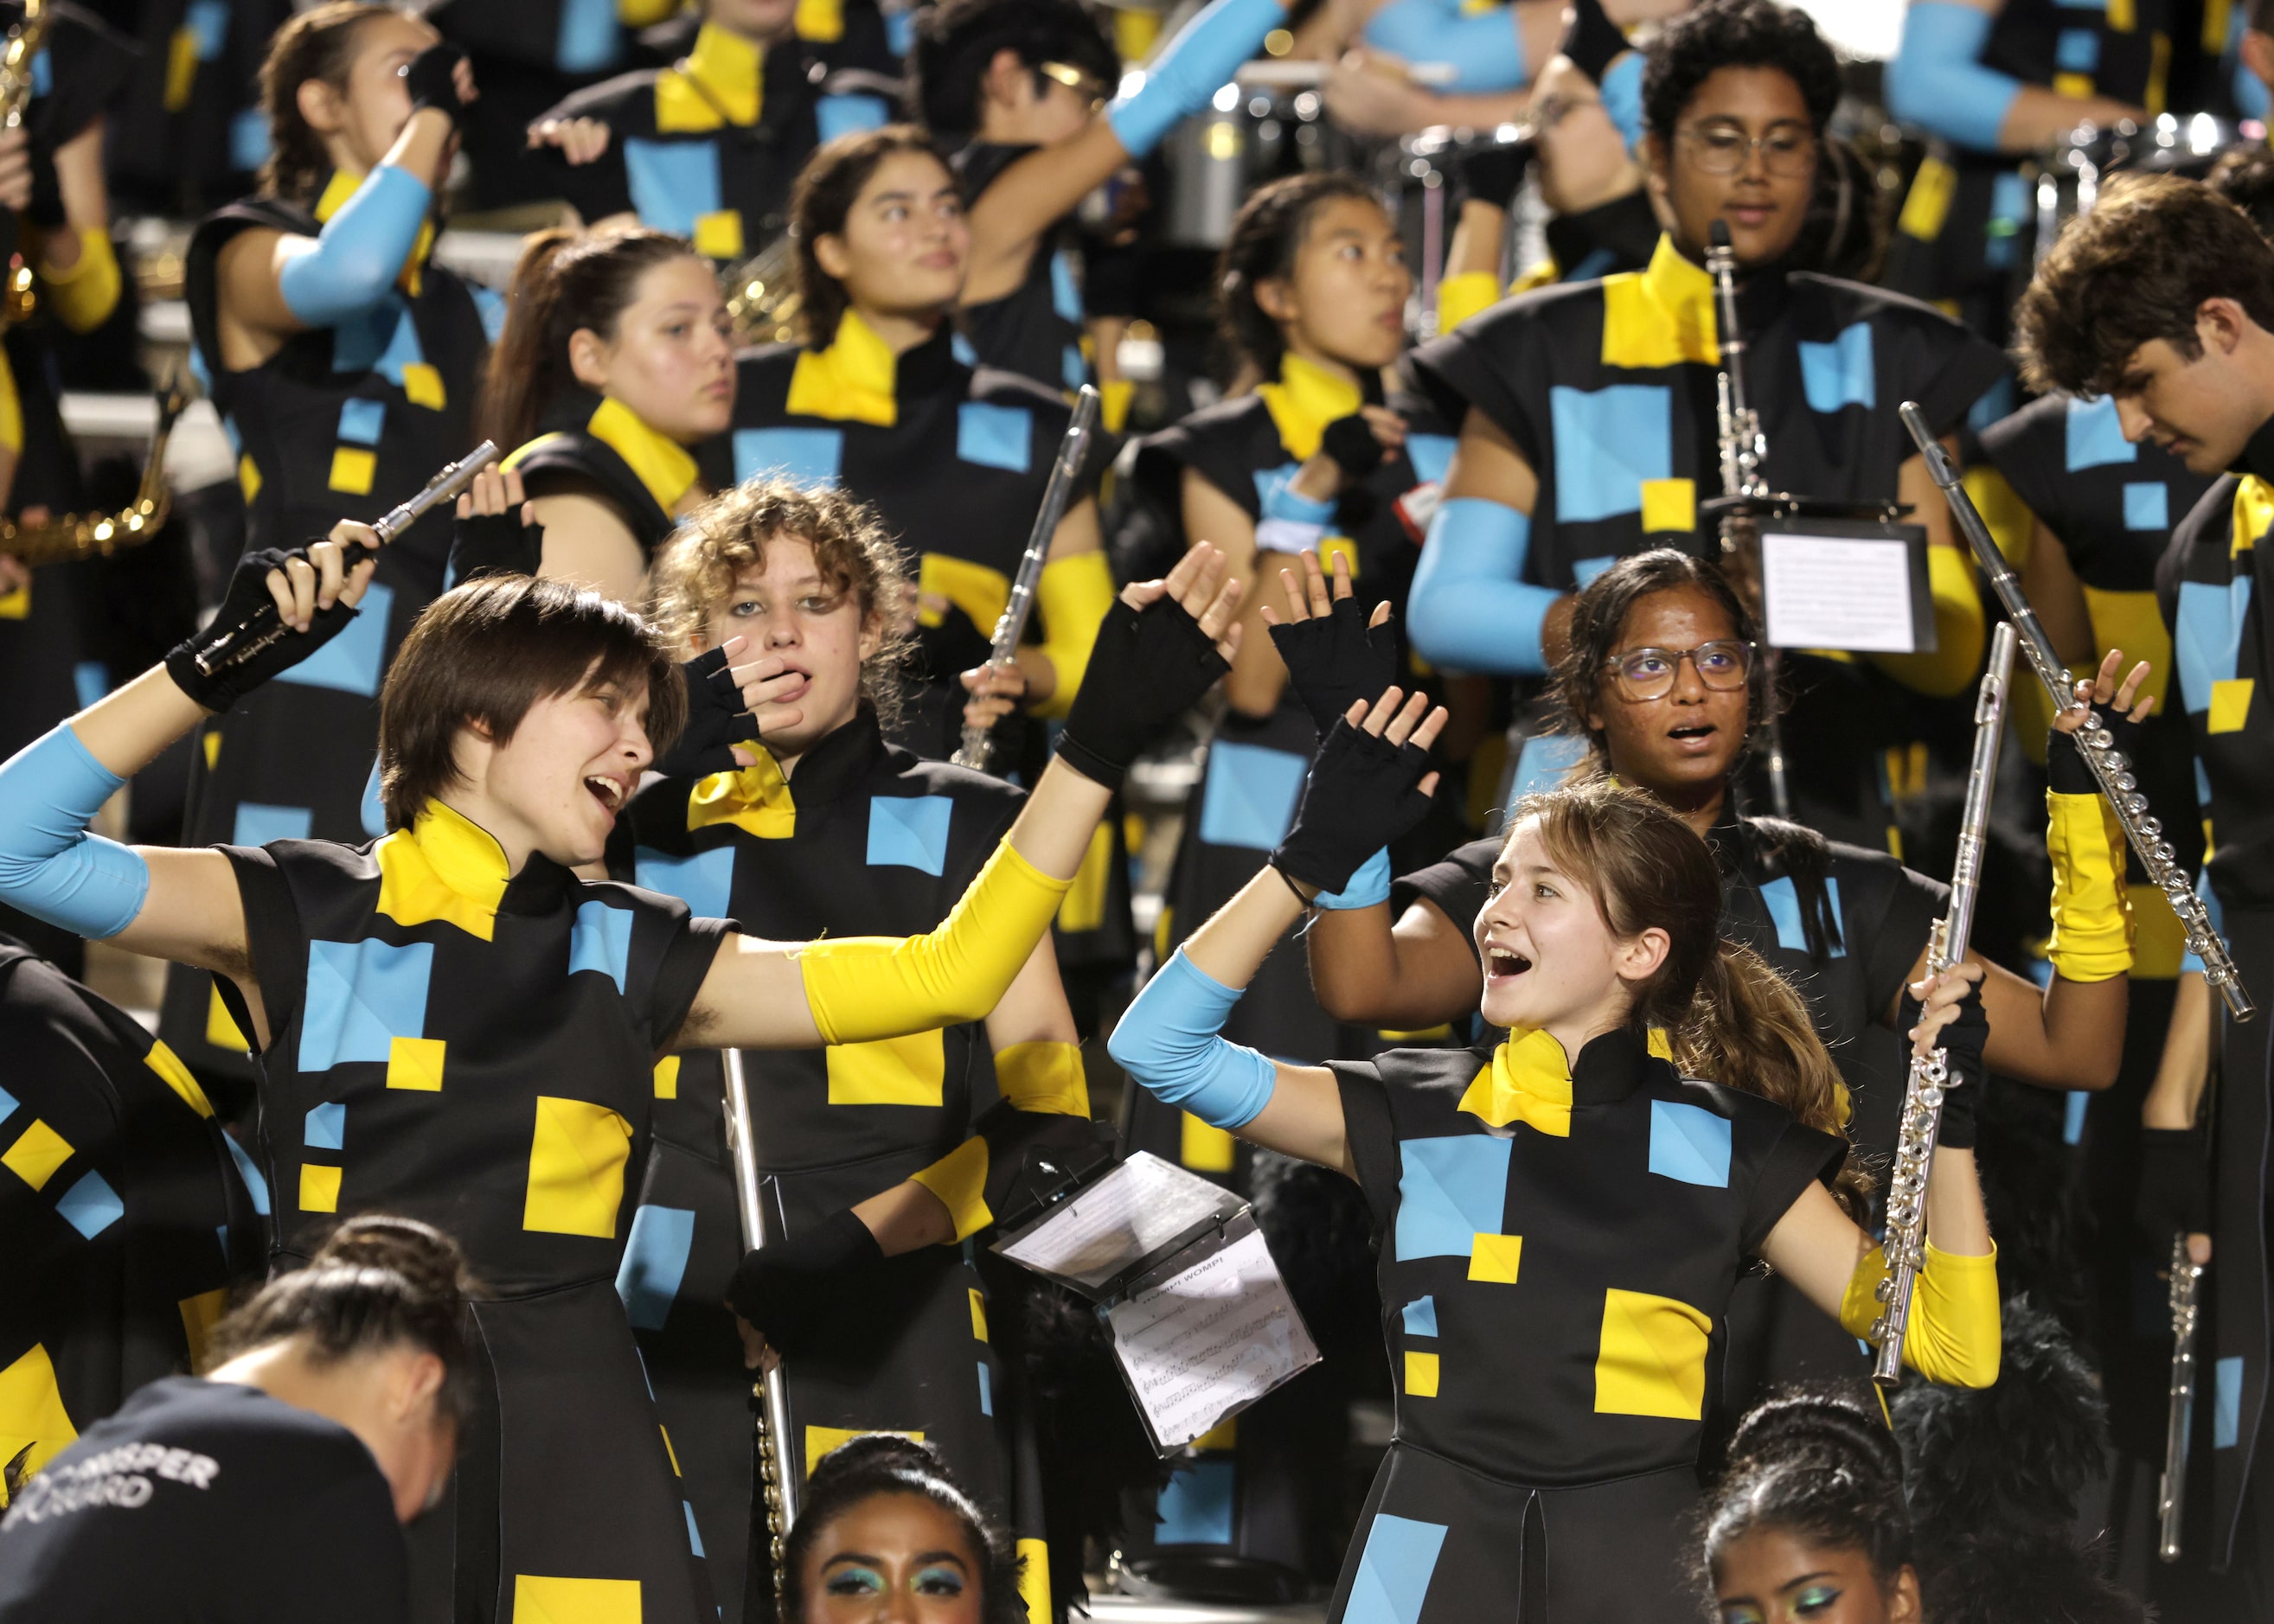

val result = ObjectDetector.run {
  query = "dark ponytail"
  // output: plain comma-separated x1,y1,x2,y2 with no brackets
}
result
788,125,960,348
1215,170,1384,377
784,1434,1025,1624
1694,1385,1915,1600
480,226,701,453
206,1214,478,1427
257,3,400,203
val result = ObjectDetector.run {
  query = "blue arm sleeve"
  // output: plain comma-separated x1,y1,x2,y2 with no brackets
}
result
1315,847,1391,911
1406,496,1556,676
1598,53,1643,153
1884,2,2023,153
1105,949,1280,1129
1107,0,1288,159
2237,58,2271,122
1361,0,1526,93
276,163,434,327
0,726,152,940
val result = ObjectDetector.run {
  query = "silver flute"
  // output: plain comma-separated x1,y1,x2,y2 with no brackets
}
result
1873,621,2016,1385
952,385,1100,772
722,1051,800,1611
2159,1232,2208,1561
1898,401,2256,1022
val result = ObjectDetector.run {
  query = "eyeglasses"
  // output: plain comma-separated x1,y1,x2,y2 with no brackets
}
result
1038,61,1108,113
1679,122,1816,178
1602,640,1755,700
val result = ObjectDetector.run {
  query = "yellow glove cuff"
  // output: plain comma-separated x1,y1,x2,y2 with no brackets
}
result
37,226,119,336
1033,550,1116,719
1839,1240,2002,1388
996,1039,1090,1116
1436,270,1501,333
911,1135,993,1242
797,841,1072,1044
2047,789,2133,981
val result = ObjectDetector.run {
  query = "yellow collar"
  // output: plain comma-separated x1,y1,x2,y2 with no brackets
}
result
658,22,765,131
373,799,513,942
1257,353,1365,462
586,395,701,514
2232,476,2274,557
1458,1028,1578,1137
687,746,797,840
796,0,844,43
313,168,432,297
1599,233,1720,370
785,309,901,427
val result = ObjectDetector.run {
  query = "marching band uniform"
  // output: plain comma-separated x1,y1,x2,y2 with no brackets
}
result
503,385,703,563
952,142,1091,396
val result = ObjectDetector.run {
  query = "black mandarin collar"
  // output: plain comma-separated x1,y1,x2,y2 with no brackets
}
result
1570,1025,1656,1105
896,323,959,397
2231,413,2274,485
771,707,888,810
503,852,574,916
1545,189,1662,279
1668,239,1794,329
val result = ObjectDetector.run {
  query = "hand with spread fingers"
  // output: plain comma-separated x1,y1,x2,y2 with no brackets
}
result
1265,549,1402,732
2047,646,2153,790
1055,543,1243,791
1273,686,1447,896
654,633,813,780
448,464,544,585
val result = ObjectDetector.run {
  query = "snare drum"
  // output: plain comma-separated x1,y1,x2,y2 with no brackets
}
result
2025,113,2244,274
1157,78,1336,248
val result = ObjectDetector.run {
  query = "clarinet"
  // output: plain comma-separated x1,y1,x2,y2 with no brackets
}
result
1898,401,2257,1021
951,385,1100,772
722,1050,800,1617
2159,1232,2208,1560
185,442,500,683
1872,621,2016,1386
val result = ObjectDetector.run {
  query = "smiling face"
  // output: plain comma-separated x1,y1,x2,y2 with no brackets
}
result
692,535,881,768
816,149,970,324
1649,65,1816,268
314,10,445,176
452,660,657,867
1474,817,1667,1040
1714,1528,1918,1624
1584,585,1752,809
803,1492,986,1624
568,255,737,444
1259,195,1412,374
2107,316,2270,473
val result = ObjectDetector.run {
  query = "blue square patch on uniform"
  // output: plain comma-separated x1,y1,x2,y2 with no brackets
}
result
2214,1355,2244,1448
360,761,388,840
1394,1135,1511,1260
616,1204,697,1331
330,294,407,375
734,426,843,489
555,0,620,71
1571,556,1616,587
1051,250,1084,324
1062,344,1087,391
1156,1459,1236,1545
2123,482,2168,531
2065,394,2136,470
186,0,228,59
1198,742,1309,851
55,1170,123,1239
682,1500,705,1557
624,137,723,235
637,844,736,920
2175,578,2253,712
1797,323,1876,412
1758,873,1843,957
1648,1100,1732,1187
0,1084,16,1122
336,398,387,446
2055,28,2100,69
1400,1295,1438,1336
868,796,955,875
232,802,314,847
301,937,432,1071
957,401,1033,473
304,1102,345,1151
1549,384,1671,525
817,93,891,143
1405,433,1457,486
1509,732,1587,800
570,900,635,993
1346,1512,1449,1624
278,581,393,697
977,1360,994,1416
230,108,271,173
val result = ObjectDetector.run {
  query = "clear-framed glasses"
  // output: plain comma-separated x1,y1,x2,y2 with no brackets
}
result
1679,120,1816,177
1603,639,1756,700
1038,61,1108,113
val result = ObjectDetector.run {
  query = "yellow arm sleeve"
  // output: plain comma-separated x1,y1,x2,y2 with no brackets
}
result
1869,544,1985,699
1032,550,1116,720
1099,379,1135,435
36,227,119,336
2047,790,2133,981
995,1039,1090,1116
797,841,1073,1044
618,0,679,23
1839,1240,2002,1387
910,1135,993,1243
0,346,22,455
1436,270,1502,334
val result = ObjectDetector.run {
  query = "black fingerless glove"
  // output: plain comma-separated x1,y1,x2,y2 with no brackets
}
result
1899,975,1989,1148
1319,414,1388,482
166,543,368,712
400,42,469,125
2046,703,2144,796
1267,593,1400,733
651,647,754,781
1057,596,1230,791
2135,1124,2213,1246
1560,0,1630,83
727,1207,886,1358
914,602,995,687
1272,719,1436,894
1456,137,1533,211
447,508,545,585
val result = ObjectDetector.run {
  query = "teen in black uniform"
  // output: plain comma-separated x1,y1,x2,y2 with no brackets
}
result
1110,699,2000,1621
489,226,735,606
0,1213,471,1624
612,481,1097,1621
108,0,293,215
0,508,1240,1621
1407,0,2005,851
158,6,494,1090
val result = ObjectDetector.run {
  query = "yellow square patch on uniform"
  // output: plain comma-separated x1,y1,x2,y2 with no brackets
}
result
653,1056,680,1100
1405,1350,1440,1397
1639,478,1695,534
660,1425,680,1475
3,1120,73,1192
298,1164,342,1213
1192,1416,1238,1450
2209,678,2255,733
178,1287,230,1367
1319,535,1360,579
970,1287,990,1342
2053,72,2094,99
1594,1287,1714,1419
1468,1233,1522,1283
400,362,446,411
206,984,247,1052
825,1029,945,1106
237,453,261,507
1898,156,1957,242
1058,824,1113,936
510,1575,643,1623
1181,1112,1237,1173
202,728,221,770
693,209,746,261
1017,1535,1051,1624
163,26,198,112
0,1343,76,1505
145,1040,215,1118
805,1424,923,1476
328,446,376,496
522,1097,634,1238
0,578,26,618
2109,0,2135,29
386,1036,445,1091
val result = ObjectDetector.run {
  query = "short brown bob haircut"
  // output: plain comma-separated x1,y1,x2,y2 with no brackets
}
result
377,576,685,831
2013,173,2274,399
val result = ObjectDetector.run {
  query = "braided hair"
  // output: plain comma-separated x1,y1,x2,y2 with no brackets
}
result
1215,170,1387,379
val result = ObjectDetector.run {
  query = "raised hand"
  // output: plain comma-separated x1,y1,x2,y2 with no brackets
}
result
448,464,543,584
2049,646,2152,795
1272,686,1447,895
1265,549,1400,732
165,521,382,710
1057,545,1241,790
526,117,612,166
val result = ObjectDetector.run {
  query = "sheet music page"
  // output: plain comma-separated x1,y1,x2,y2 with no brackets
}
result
1761,531,1918,652
995,1152,1232,1291
1105,1227,1321,1451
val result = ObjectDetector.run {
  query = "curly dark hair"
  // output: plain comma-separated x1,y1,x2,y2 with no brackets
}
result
1641,0,1843,144
784,1434,1028,1623
2013,173,2274,397
2210,143,2274,237
909,0,1119,141
1216,170,1388,376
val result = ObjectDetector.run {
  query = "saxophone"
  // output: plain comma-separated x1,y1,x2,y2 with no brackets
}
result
2159,1232,2208,1560
0,374,186,565
1871,620,2016,1386
0,0,53,332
